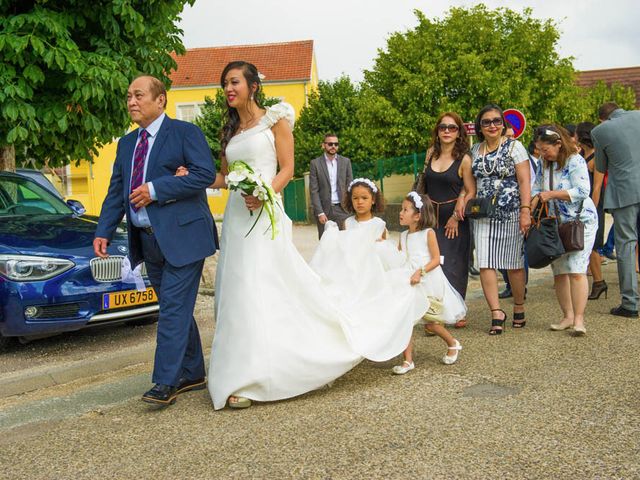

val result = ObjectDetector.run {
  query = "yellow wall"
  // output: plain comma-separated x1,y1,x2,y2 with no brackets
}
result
71,80,312,216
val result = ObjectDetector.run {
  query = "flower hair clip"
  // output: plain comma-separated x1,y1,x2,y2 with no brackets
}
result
407,191,424,210
348,178,378,193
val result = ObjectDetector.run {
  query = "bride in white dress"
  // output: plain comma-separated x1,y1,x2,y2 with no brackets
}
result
205,62,428,410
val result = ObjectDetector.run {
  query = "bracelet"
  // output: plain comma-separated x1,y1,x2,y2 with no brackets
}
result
420,266,428,276
519,205,531,210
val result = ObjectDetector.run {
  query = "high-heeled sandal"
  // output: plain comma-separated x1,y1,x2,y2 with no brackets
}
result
512,302,526,328
588,280,608,300
489,309,506,335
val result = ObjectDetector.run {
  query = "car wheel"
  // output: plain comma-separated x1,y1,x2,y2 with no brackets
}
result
126,316,159,327
0,335,14,350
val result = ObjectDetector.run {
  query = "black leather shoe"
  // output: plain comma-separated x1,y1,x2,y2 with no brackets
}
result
142,384,178,406
498,287,513,299
176,377,206,395
610,305,638,318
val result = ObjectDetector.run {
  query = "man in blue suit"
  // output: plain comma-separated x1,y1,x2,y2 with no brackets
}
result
94,75,218,406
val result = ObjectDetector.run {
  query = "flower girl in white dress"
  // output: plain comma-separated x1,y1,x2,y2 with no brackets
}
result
392,192,466,374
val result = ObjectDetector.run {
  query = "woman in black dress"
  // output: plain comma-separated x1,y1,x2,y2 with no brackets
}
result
415,112,476,327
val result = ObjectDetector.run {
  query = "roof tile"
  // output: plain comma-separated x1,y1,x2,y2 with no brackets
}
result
170,40,314,87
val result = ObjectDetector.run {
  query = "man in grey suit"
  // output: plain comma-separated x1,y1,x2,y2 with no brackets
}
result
592,102,640,318
309,133,353,238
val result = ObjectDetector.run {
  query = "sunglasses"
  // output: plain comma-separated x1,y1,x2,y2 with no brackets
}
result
438,123,459,132
325,142,339,147
480,117,504,128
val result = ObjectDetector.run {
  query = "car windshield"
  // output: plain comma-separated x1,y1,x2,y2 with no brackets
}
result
0,175,73,216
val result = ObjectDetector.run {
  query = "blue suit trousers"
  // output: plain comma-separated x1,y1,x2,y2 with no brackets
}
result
139,230,206,386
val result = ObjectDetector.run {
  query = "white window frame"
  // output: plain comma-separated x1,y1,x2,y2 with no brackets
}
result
175,102,205,123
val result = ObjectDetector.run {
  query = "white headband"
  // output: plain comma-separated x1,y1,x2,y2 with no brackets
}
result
348,178,378,193
407,191,424,210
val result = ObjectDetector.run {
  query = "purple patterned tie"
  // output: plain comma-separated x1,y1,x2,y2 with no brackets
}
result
130,129,148,212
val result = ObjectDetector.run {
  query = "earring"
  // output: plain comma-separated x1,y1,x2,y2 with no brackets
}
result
250,94,254,101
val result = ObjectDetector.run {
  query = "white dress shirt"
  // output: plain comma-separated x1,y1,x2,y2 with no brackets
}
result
128,113,164,227
325,154,340,204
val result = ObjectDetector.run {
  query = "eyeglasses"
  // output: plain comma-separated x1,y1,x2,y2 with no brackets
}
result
438,124,459,132
480,117,504,128
325,142,339,147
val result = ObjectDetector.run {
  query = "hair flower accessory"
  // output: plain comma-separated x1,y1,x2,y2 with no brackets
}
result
348,178,378,193
408,191,424,210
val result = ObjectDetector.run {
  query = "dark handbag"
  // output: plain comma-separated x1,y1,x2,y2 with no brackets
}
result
545,162,585,253
555,203,585,252
526,202,566,269
464,196,496,219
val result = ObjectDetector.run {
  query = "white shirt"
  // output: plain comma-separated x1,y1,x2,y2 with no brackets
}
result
128,113,164,228
325,154,340,204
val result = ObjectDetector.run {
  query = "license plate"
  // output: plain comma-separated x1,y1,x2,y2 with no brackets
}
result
103,287,156,310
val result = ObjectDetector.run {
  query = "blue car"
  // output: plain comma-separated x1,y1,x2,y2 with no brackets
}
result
0,171,158,348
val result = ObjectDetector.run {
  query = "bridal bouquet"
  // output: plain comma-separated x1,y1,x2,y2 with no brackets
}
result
226,160,280,239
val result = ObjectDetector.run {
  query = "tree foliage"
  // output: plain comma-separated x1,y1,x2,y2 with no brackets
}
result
294,6,637,179
576,81,636,123
356,6,588,157
292,76,367,177
194,90,280,172
0,0,194,169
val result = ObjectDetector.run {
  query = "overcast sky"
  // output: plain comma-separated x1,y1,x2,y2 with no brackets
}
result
179,0,640,82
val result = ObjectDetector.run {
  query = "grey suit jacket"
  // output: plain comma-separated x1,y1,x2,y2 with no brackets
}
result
593,109,640,210
308,154,353,217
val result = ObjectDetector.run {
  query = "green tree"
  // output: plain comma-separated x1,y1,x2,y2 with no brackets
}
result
194,90,280,172
354,6,591,159
0,0,194,171
577,81,636,123
293,76,369,177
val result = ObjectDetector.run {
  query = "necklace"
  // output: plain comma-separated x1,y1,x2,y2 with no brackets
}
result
239,118,258,133
479,137,504,176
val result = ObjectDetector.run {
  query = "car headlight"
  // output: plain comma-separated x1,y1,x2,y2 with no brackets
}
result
0,255,75,281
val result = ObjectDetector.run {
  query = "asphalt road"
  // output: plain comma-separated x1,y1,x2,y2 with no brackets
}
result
1,225,638,479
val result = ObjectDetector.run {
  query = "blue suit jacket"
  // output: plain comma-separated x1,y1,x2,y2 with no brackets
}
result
95,115,218,267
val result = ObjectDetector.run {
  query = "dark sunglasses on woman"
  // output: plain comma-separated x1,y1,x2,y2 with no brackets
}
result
480,117,504,128
438,124,459,132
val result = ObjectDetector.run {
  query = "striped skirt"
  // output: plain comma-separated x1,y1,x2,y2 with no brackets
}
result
472,211,524,270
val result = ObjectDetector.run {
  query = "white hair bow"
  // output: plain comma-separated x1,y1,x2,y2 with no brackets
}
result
408,191,423,210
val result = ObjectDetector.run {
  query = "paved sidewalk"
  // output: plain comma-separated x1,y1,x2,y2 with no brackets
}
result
1,225,639,479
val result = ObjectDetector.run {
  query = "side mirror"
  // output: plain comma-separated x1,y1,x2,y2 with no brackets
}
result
66,199,86,215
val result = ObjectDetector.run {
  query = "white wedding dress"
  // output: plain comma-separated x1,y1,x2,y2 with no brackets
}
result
208,103,428,410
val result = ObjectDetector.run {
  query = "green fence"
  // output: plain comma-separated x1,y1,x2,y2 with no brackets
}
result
282,151,426,222
283,177,307,222
352,151,426,193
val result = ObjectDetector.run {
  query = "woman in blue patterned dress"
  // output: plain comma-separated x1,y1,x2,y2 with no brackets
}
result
532,125,598,336
470,105,531,335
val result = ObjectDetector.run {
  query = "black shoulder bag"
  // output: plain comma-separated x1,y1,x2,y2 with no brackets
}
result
526,164,566,268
